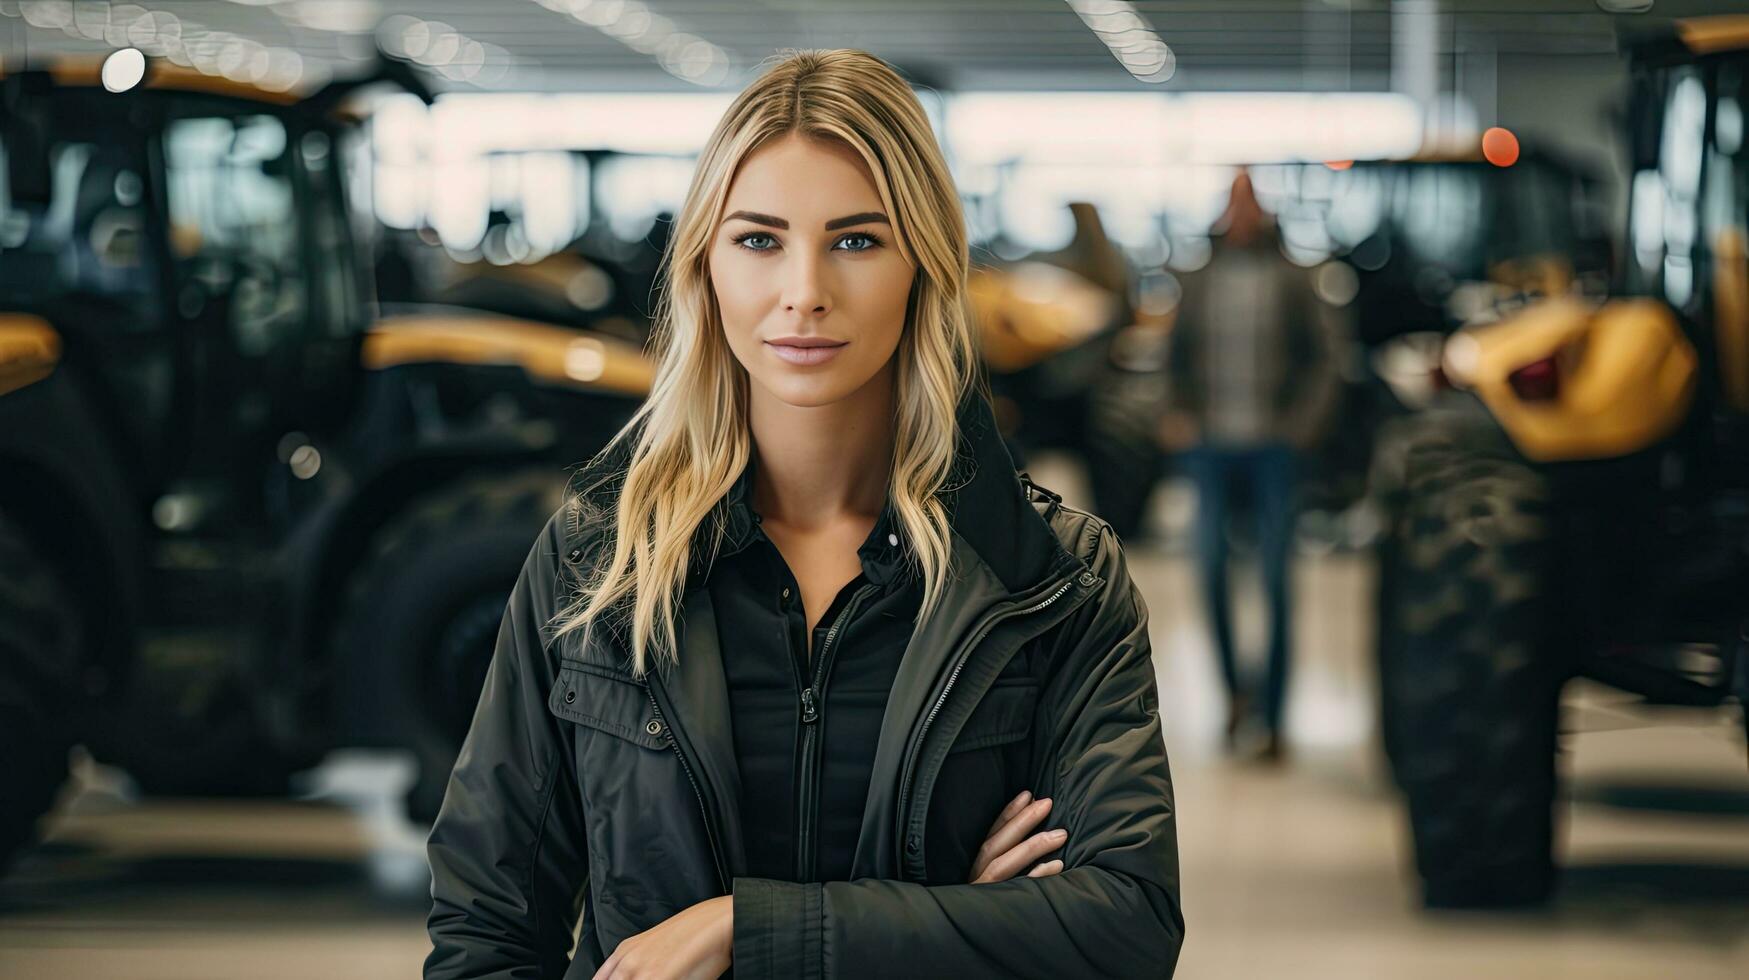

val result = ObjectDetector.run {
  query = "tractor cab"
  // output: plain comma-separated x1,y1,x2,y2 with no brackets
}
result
1622,19,1749,431
2,58,426,503
0,54,652,871
1319,147,1614,349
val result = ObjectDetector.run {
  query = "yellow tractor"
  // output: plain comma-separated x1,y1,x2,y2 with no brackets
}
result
1372,16,1749,909
0,55,653,870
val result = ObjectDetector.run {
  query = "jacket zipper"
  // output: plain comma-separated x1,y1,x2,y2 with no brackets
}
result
795,582,877,881
893,571,1083,879
643,681,730,894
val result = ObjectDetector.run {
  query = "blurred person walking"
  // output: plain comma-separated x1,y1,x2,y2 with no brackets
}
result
1159,169,1339,763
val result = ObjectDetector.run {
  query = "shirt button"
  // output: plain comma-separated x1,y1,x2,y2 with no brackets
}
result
645,719,663,736
887,532,898,547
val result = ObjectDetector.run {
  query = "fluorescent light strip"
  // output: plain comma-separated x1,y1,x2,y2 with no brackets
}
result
528,0,733,87
1065,0,1176,84
376,14,515,86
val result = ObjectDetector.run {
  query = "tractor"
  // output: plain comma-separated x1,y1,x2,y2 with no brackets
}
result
0,54,652,871
1371,15,1749,909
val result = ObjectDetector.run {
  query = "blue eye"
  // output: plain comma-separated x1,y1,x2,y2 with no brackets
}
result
732,232,777,252
835,232,884,252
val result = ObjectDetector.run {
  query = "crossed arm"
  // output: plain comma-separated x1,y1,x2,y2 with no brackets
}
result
614,523,1184,979
427,513,1184,980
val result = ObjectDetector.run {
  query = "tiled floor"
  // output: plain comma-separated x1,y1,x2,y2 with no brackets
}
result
3,454,1746,978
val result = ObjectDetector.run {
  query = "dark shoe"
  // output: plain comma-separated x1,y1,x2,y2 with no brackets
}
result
1255,729,1287,766
1223,691,1253,750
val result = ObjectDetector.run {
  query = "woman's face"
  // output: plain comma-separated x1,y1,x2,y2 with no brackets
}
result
709,133,916,408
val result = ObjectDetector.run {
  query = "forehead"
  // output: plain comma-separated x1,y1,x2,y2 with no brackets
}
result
722,133,884,213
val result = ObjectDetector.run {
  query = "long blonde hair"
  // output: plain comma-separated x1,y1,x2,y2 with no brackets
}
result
548,49,980,677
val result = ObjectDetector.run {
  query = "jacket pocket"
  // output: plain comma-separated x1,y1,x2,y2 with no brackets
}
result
547,661,668,750
947,681,1041,754
545,660,709,945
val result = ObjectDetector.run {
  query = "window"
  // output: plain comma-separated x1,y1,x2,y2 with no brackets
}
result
0,117,159,327
163,113,306,356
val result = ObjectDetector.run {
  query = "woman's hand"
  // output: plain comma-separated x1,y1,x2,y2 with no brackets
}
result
968,790,1068,884
592,894,732,980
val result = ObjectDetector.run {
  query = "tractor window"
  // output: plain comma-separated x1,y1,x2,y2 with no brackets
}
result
1700,60,1749,412
1702,62,1749,277
1395,165,1486,274
1627,66,1709,310
0,125,160,328
163,113,306,356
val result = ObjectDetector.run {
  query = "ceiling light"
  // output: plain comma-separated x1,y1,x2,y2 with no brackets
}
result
536,0,727,85
101,46,146,91
1065,0,1175,84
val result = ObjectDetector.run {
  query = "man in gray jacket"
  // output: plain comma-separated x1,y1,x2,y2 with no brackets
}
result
1161,169,1341,763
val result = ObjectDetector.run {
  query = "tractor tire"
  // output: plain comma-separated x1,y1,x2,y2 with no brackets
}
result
1084,364,1167,541
0,512,84,874
1377,427,1568,908
108,665,297,798
332,468,566,824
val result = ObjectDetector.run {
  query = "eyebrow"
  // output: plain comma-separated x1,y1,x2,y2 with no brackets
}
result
721,210,890,231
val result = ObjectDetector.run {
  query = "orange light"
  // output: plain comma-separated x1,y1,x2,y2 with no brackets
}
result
1482,126,1520,167
1325,160,1354,171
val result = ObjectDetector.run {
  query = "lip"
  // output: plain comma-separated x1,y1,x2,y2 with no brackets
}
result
765,337,847,366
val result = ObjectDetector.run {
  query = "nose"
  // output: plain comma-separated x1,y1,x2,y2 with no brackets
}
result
780,251,831,317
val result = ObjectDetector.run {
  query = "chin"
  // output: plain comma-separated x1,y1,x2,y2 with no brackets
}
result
752,368,869,410
763,379,856,409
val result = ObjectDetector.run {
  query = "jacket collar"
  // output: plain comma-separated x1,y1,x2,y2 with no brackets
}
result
711,446,912,590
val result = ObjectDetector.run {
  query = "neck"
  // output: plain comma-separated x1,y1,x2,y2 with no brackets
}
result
746,359,897,530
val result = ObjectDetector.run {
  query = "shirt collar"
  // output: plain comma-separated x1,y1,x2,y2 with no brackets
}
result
712,449,912,589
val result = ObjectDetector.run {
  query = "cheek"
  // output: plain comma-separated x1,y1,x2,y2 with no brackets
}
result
709,249,768,335
844,260,915,341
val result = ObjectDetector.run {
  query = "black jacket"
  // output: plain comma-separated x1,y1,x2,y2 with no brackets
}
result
424,389,1185,979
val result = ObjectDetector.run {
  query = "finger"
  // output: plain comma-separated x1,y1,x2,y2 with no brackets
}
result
593,937,628,980
977,796,1052,867
971,797,1052,880
987,797,1054,867
979,827,1068,884
1026,859,1065,878
985,790,1034,837
988,828,1067,883
971,792,1038,881
592,949,618,980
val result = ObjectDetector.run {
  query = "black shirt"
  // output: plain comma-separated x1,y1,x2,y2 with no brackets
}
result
704,453,921,883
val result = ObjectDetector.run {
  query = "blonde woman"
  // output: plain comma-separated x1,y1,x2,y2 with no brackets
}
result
425,49,1183,980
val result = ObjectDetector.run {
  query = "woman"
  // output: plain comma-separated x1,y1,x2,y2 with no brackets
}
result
425,49,1183,980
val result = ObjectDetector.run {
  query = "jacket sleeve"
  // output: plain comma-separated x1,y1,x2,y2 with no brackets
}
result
1278,267,1345,451
1164,272,1203,419
425,507,590,980
731,521,1185,979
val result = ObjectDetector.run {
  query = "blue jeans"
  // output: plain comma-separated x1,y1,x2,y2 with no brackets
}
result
1184,442,1296,733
